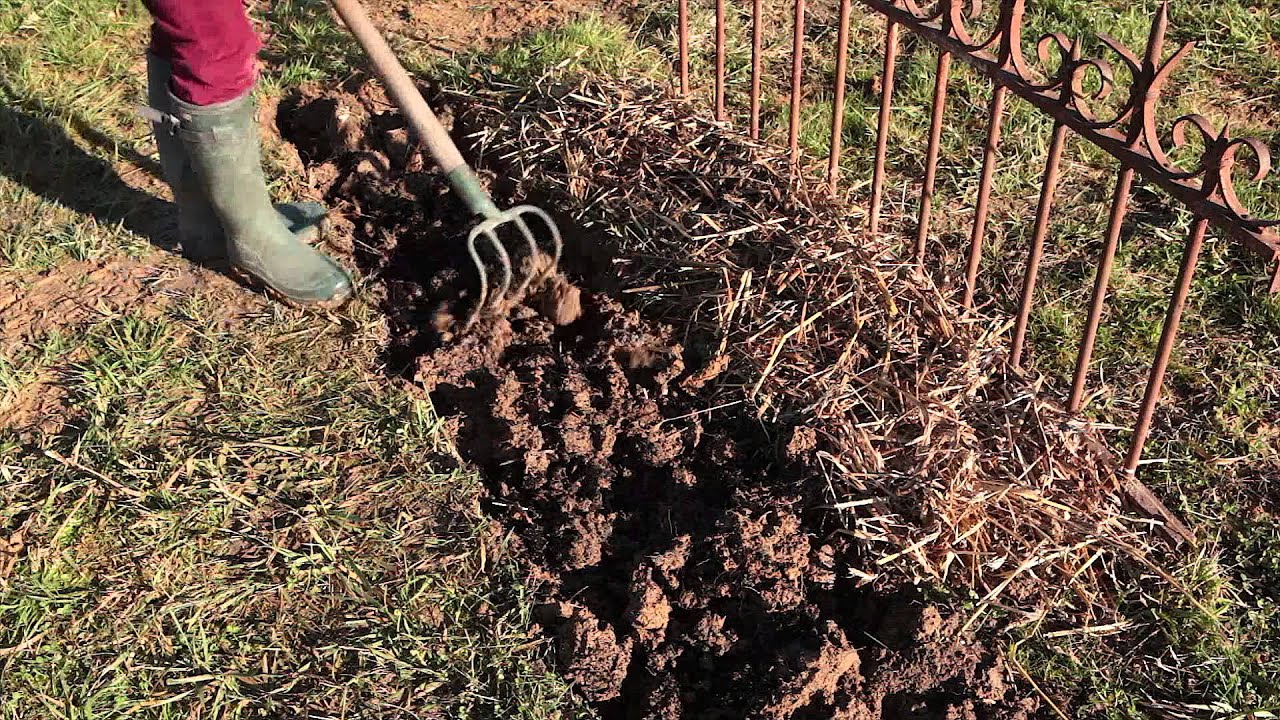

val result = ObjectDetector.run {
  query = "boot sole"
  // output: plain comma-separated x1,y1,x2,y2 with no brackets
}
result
228,265,355,310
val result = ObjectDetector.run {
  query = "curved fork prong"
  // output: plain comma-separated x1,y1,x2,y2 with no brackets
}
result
480,229,513,308
464,229,491,331
462,207,564,330
515,205,564,271
508,213,542,298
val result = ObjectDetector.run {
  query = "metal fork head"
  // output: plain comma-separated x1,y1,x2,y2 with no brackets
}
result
463,205,564,330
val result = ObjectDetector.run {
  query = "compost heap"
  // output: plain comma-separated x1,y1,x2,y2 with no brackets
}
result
279,77,1168,719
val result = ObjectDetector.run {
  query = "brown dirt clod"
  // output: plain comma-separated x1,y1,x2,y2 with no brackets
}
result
536,274,583,325
548,602,633,702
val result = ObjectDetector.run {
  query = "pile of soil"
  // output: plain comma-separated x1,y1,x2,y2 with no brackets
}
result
277,81,1046,718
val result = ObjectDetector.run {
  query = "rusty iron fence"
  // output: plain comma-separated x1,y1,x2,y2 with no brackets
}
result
671,0,1280,477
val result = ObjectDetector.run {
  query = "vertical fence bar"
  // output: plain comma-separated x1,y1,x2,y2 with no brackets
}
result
750,0,763,138
828,0,852,193
1009,121,1069,367
678,0,689,95
915,51,952,259
715,0,727,120
1124,217,1209,473
1068,168,1136,410
962,85,1008,308
1071,4,1173,410
788,0,807,169
869,20,899,237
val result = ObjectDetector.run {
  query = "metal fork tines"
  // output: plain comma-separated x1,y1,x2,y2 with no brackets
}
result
464,205,564,329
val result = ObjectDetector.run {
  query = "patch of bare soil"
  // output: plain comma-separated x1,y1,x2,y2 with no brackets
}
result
0,259,152,436
279,85,1044,718
0,259,150,347
0,373,73,438
364,0,628,55
0,257,264,438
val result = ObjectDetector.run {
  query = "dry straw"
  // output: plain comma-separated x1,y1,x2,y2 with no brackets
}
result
458,78,1187,633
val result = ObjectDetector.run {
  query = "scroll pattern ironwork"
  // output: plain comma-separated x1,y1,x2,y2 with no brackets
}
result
859,0,1280,279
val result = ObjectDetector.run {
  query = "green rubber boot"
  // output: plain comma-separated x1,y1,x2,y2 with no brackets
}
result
170,88,353,305
147,55,330,262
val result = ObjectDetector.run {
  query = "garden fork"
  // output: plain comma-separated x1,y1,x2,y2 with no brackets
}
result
329,0,563,329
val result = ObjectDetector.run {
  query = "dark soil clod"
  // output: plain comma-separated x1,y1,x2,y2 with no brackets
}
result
537,275,583,326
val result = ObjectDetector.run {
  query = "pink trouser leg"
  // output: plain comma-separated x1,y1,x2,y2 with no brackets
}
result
143,0,261,105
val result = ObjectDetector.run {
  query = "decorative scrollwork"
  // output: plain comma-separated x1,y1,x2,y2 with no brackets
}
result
1032,33,1115,123
899,0,984,49
1099,31,1194,155
875,0,1279,247
1170,115,1278,227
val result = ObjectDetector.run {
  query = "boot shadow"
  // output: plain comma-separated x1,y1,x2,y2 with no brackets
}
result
0,87,177,257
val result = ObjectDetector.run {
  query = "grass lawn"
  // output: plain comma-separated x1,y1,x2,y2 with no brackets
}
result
2,0,1280,716
0,0,582,716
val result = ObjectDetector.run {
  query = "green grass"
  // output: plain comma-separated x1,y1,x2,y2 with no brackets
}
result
0,0,584,717
262,0,376,91
485,15,665,82
1,301,581,718
0,0,158,272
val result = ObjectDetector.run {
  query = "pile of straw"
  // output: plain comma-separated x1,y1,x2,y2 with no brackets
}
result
458,79,1181,633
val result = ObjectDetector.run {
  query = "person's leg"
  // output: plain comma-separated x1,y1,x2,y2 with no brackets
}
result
142,0,350,304
145,53,328,259
146,53,225,260
144,0,259,106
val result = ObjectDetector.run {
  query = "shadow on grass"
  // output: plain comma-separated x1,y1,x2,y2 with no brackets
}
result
0,81,175,253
